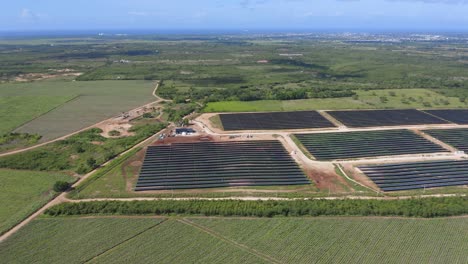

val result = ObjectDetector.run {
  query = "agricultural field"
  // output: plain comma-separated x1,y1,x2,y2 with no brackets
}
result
0,169,74,235
327,109,448,128
0,80,156,142
425,128,468,153
219,111,335,131
0,95,76,135
294,130,448,161
203,88,467,112
0,217,166,263
424,109,468,124
358,160,468,191
136,140,309,191
1,216,467,264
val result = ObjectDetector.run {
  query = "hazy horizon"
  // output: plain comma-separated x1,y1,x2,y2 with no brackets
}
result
2,0,468,33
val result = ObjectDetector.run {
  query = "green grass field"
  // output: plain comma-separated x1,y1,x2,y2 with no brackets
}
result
0,95,76,135
0,217,164,263
0,169,74,235
192,217,468,264
204,88,466,112
0,80,156,141
1,216,466,264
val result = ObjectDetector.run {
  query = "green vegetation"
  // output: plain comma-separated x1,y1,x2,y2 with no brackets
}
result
204,88,466,112
0,123,166,174
0,95,76,135
69,146,143,197
0,132,42,152
88,220,265,264
108,130,121,137
0,169,74,235
53,181,71,192
191,217,468,264
0,80,156,141
1,216,466,264
0,217,165,263
163,102,199,122
45,196,467,218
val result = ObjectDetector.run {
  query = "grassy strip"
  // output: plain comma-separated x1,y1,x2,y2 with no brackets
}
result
290,135,315,160
46,196,467,218
68,147,143,197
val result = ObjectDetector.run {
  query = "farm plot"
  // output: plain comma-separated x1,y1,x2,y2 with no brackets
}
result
424,128,468,153
219,111,335,131
0,217,165,264
424,109,468,124
2,217,466,264
358,160,468,192
136,140,309,191
0,80,155,141
192,217,468,264
0,169,74,235
294,130,448,161
327,109,448,128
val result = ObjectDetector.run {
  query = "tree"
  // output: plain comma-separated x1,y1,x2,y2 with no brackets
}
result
53,181,71,192
142,113,153,119
86,157,97,169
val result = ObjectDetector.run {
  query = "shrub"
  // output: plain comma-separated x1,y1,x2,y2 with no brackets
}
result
53,181,71,192
108,130,121,137
142,113,153,119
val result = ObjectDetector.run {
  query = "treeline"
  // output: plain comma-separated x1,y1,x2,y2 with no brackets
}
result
163,103,199,122
160,84,356,103
45,196,467,218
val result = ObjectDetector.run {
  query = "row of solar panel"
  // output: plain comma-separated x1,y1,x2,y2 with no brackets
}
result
294,129,448,160
359,160,468,191
136,140,310,191
219,109,468,130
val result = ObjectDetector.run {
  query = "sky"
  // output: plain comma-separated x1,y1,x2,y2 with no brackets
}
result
1,0,468,32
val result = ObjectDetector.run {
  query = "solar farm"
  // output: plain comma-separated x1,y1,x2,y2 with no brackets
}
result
219,111,336,131
424,109,468,124
327,109,448,127
128,108,468,193
135,140,309,191
424,128,468,153
358,160,468,191
294,130,448,161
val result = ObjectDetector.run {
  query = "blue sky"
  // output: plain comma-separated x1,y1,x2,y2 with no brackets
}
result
2,0,468,32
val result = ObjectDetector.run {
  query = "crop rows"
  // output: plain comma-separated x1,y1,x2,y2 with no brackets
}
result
424,109,468,124
294,130,447,160
136,140,309,191
424,128,468,153
191,217,468,264
359,160,468,191
219,111,335,131
327,109,448,127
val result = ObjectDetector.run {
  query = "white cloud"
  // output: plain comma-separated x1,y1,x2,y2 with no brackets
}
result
19,8,45,22
128,11,149,16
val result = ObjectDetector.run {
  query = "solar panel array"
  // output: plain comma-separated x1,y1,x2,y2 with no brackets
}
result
327,109,448,128
424,109,468,124
219,111,336,131
295,130,448,161
136,140,310,191
424,128,468,153
359,160,468,192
